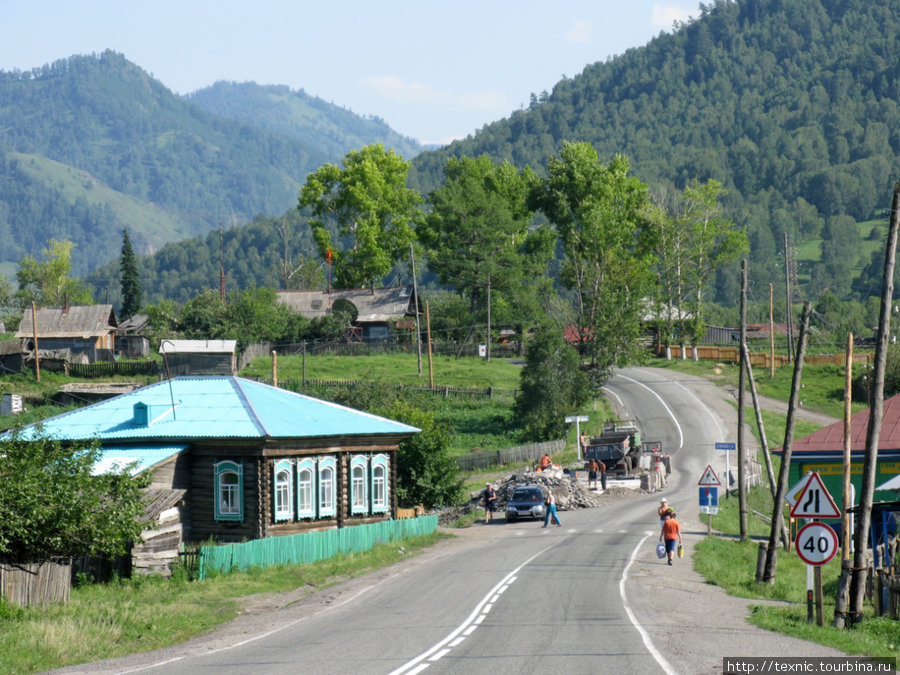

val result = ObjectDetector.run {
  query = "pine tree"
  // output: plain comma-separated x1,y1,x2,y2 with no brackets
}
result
119,229,142,319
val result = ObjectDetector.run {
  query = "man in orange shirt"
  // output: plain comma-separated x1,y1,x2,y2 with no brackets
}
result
659,509,682,566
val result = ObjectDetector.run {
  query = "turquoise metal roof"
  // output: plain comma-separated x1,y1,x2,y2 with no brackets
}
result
90,445,188,476
15,376,420,443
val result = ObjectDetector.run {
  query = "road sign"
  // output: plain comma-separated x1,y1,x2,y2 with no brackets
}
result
699,486,719,514
565,415,589,423
715,442,736,451
698,465,721,486
789,472,841,519
795,522,839,565
786,472,813,507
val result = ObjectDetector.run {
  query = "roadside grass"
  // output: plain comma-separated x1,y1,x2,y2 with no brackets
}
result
0,532,449,674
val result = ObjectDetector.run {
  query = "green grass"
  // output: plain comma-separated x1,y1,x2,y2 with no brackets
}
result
243,351,524,390
0,532,449,674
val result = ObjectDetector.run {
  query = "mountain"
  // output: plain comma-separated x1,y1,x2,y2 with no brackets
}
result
409,0,900,303
185,81,423,161
0,51,416,278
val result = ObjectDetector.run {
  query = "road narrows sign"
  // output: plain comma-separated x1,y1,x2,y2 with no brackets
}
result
698,465,721,486
789,472,841,519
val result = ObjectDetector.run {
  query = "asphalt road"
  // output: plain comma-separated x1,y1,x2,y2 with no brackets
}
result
54,366,847,675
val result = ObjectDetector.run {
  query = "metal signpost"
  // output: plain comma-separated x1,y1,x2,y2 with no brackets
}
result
715,442,735,498
565,415,589,460
698,465,721,537
789,471,841,626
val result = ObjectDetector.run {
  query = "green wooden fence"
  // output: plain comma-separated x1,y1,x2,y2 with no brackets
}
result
197,516,438,579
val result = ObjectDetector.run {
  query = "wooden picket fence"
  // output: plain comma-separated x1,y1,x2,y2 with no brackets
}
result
456,439,566,472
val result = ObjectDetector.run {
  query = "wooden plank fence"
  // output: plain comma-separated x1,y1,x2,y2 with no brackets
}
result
0,560,71,607
68,360,161,378
657,345,870,369
456,439,566,472
270,377,516,401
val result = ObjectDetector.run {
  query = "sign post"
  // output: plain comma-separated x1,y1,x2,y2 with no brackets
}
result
698,465,721,537
565,415,589,460
789,472,840,626
715,442,736,498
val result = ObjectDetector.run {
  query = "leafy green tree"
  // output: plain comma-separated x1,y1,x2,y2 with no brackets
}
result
15,239,93,307
378,400,461,509
420,156,553,352
514,324,590,441
221,287,305,349
0,431,148,563
119,228,142,319
298,144,422,289
178,289,227,339
530,143,654,383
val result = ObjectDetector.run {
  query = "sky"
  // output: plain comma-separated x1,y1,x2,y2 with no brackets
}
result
1,1,698,147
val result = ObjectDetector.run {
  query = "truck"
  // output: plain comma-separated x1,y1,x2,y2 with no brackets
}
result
584,420,643,476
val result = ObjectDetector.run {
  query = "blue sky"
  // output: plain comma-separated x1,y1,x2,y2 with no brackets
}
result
2,1,698,147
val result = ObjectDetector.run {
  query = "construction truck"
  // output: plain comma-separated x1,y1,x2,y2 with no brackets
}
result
584,420,644,476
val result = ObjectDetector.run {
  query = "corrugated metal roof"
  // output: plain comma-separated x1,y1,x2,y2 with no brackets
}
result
15,305,117,338
90,445,188,476
14,376,419,443
775,394,900,458
159,340,236,354
276,287,416,322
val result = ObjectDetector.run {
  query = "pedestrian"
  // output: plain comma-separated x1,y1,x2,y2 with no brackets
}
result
587,458,599,489
658,498,669,526
599,458,607,491
483,483,497,524
542,490,561,528
580,432,589,458
659,509,682,565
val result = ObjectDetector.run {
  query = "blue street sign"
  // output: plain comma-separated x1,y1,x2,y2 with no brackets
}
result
699,486,719,514
715,442,736,451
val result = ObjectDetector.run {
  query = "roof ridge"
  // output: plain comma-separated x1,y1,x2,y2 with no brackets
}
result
230,376,270,437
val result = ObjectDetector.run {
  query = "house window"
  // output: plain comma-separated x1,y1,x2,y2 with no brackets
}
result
214,460,243,522
318,456,336,517
351,455,367,514
297,459,315,518
372,454,389,513
274,459,294,522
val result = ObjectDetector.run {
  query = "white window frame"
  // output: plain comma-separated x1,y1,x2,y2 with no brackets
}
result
273,459,294,522
371,454,389,513
318,455,336,518
296,458,316,519
350,455,368,515
214,460,243,522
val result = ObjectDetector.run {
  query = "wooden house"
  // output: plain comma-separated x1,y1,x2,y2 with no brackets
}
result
14,376,419,575
16,305,117,363
276,286,421,342
159,339,236,375
115,314,150,358
0,340,27,375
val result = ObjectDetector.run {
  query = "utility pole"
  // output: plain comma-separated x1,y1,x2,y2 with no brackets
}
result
410,243,423,376
738,259,748,541
784,232,794,363
769,283,775,378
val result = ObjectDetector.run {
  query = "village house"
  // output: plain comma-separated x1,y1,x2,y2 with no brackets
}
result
13,375,419,575
276,286,421,342
773,394,900,513
15,304,118,363
115,313,150,358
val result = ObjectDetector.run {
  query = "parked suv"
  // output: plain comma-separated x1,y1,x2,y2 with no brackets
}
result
505,485,545,521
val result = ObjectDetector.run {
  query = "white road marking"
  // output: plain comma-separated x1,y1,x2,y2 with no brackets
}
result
388,545,554,674
429,649,450,661
449,637,465,647
614,373,685,450
620,533,678,675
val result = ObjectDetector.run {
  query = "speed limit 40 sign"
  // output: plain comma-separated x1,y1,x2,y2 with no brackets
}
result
795,522,839,566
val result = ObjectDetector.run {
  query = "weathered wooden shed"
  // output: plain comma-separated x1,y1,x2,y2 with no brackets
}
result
115,314,150,358
16,305,118,363
159,339,236,375
0,340,27,374
15,376,419,575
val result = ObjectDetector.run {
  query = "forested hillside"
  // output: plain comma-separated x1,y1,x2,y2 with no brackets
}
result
186,81,423,161
0,51,418,277
410,0,900,303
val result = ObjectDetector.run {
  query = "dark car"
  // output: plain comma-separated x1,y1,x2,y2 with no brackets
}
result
505,486,546,521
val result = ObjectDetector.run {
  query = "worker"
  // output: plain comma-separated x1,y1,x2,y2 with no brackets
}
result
539,453,551,471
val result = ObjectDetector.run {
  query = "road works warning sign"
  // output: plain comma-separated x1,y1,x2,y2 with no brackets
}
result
698,465,721,486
